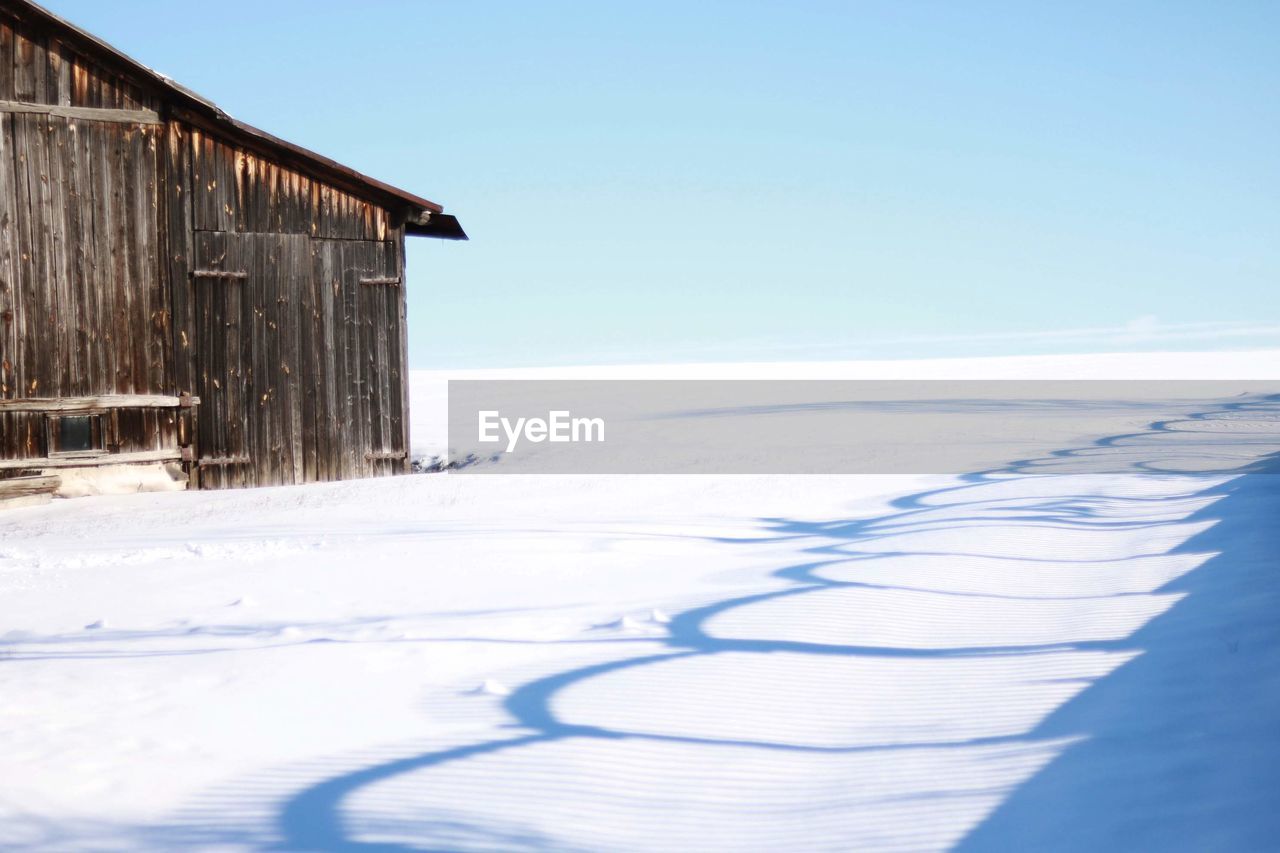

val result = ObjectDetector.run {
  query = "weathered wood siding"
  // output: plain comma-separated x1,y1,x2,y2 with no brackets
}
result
0,12,160,111
185,128,392,240
0,113,166,401
0,7,413,487
166,123,409,488
0,407,178,462
0,7,167,414
0,11,175,464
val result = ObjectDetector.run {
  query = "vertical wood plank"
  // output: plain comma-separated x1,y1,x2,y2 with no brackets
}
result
63,114,91,396
0,19,14,103
213,232,230,489
88,120,118,394
123,123,146,394
70,55,90,107
247,232,266,487
393,227,409,471
165,121,194,399
381,241,396,467
44,37,67,105
12,27,37,103
13,115,45,396
286,234,305,484
141,125,167,394
235,147,252,233
366,243,392,470
110,123,136,393
298,235,318,481
341,241,362,477
315,238,338,481
358,265,376,466
191,129,211,231
230,232,250,488
191,231,210,485
267,232,283,486
44,114,74,397
0,112,16,399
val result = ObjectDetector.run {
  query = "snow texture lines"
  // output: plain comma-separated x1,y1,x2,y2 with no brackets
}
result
257,395,1280,851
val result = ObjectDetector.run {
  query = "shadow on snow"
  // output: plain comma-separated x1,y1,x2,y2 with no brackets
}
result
13,395,1280,851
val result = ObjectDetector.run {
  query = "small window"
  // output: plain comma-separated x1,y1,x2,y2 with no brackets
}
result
46,414,104,456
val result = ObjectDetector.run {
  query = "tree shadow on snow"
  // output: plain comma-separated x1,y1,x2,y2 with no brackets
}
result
955,466,1280,850
264,395,1280,851
45,394,1277,852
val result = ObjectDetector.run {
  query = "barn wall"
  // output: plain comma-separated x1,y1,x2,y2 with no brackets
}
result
0,12,160,110
0,407,179,462
0,113,167,402
186,127,392,241
165,122,411,489
0,8,413,487
0,9,176,467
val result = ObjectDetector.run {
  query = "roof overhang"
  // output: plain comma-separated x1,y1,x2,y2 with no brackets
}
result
405,212,469,241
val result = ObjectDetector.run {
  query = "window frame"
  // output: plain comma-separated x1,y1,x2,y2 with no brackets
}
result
45,413,106,458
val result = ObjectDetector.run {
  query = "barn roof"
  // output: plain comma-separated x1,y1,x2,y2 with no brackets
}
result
6,0,467,240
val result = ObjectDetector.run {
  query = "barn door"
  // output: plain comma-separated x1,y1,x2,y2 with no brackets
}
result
355,241,407,475
309,239,406,479
191,232,310,488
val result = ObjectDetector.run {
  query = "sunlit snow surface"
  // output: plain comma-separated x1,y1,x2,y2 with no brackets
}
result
3,351,1280,851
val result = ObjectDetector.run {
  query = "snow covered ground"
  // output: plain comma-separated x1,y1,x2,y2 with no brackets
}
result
4,351,1280,851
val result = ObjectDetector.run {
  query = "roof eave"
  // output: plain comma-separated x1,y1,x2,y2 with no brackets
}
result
405,213,469,241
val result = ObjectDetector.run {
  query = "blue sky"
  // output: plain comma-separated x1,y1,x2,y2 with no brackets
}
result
45,1,1280,367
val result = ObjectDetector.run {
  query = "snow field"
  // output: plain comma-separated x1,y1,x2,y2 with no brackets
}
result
3,351,1280,850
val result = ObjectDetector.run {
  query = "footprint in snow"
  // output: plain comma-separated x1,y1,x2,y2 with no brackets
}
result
593,611,672,632
467,679,511,697
595,615,645,632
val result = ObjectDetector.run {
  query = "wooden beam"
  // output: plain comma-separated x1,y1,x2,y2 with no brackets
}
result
191,269,248,280
365,450,407,461
0,395,195,413
0,99,162,125
196,456,250,467
0,474,61,498
0,472,61,509
0,449,181,470
358,276,401,287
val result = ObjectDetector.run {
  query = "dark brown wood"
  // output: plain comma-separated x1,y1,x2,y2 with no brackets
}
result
0,20,14,102
0,448,179,469
393,229,409,472
0,394,189,411
1,2,435,492
0,111,17,401
163,120,194,416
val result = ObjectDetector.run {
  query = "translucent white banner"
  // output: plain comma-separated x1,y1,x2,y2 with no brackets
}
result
445,380,1280,475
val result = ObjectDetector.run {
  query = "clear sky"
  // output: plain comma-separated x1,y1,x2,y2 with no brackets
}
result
42,0,1280,367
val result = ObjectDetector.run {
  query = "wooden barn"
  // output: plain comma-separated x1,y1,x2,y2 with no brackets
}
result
0,0,465,503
